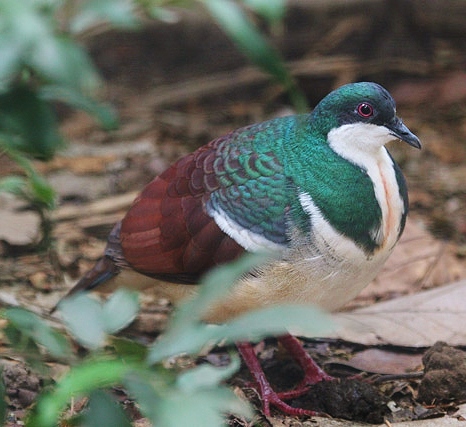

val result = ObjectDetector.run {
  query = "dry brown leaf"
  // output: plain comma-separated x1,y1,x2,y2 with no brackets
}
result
336,348,423,375
347,219,466,310
329,279,466,347
39,155,118,175
0,196,41,246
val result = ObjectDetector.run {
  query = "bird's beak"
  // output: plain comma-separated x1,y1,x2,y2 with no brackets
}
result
386,118,421,149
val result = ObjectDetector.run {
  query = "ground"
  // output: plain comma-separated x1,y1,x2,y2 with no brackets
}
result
1,2,466,426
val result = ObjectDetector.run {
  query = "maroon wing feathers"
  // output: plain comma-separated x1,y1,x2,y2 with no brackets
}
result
119,143,244,283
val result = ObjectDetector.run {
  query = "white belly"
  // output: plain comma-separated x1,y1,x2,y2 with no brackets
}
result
202,231,395,322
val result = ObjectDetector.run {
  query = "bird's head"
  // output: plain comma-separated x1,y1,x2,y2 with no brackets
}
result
311,82,421,153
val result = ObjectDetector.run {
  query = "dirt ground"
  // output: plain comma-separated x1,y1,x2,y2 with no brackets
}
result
1,2,466,426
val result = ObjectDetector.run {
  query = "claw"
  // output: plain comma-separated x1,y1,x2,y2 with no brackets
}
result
237,334,333,417
278,335,333,384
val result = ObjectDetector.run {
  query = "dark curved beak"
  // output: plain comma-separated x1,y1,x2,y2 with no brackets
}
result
386,118,421,149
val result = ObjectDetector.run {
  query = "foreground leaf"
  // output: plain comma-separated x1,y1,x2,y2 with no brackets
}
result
203,0,307,111
0,366,6,426
126,356,252,427
29,36,100,93
59,294,107,350
5,308,72,359
70,0,140,33
40,85,119,130
0,86,63,160
27,358,140,427
148,253,332,363
82,390,132,427
176,352,241,393
152,387,251,427
0,175,27,195
102,289,139,334
243,0,285,24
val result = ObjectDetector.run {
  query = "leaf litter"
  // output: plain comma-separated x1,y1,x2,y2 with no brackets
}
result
1,7,466,426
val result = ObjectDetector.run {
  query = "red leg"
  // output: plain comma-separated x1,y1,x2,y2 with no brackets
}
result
237,341,323,417
276,334,333,399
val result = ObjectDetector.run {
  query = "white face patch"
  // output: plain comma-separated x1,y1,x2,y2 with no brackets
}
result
327,122,405,252
328,123,396,157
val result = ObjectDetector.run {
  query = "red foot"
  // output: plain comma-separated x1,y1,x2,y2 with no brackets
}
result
279,335,332,378
237,334,333,417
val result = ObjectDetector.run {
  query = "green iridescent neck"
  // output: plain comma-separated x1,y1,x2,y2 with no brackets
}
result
282,116,383,253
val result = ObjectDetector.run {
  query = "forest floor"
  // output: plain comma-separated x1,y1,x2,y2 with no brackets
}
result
1,4,466,426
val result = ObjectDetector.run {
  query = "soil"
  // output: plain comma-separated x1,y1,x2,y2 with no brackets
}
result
1,3,466,426
418,342,466,404
225,340,465,425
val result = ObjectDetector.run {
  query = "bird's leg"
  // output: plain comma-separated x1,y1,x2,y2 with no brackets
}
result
236,341,320,417
276,334,333,399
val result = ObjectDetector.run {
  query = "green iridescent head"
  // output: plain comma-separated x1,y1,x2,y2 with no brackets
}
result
311,82,421,148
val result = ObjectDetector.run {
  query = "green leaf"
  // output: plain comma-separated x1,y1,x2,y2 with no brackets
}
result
82,390,132,427
0,86,64,160
28,36,101,93
0,147,56,208
27,358,141,427
176,352,241,393
204,0,279,70
58,293,107,350
153,387,251,427
181,252,270,321
149,304,331,364
148,252,332,363
59,291,139,349
40,85,119,130
0,367,6,426
28,171,56,208
0,0,51,82
242,0,285,24
70,0,140,34
123,374,163,422
102,289,139,334
147,6,181,23
214,304,332,343
0,37,22,86
125,362,252,427
5,308,72,359
110,336,148,362
203,0,307,112
0,175,27,196
148,253,270,363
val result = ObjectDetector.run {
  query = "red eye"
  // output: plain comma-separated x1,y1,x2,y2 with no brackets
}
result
357,103,374,118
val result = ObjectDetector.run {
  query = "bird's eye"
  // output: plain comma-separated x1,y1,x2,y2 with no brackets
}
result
357,103,374,118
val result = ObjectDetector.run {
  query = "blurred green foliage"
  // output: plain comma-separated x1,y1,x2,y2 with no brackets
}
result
0,0,304,237
1,254,331,426
0,2,310,425
0,0,120,243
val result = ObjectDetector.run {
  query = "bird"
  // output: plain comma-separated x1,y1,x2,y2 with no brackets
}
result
57,82,421,416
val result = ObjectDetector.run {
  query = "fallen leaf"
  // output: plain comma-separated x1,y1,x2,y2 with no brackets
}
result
28,272,51,291
47,171,111,201
453,403,466,420
336,348,423,375
0,196,41,247
348,219,466,310
329,279,466,347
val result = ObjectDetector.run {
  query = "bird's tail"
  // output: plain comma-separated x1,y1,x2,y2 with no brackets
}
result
51,222,125,313
49,256,119,314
